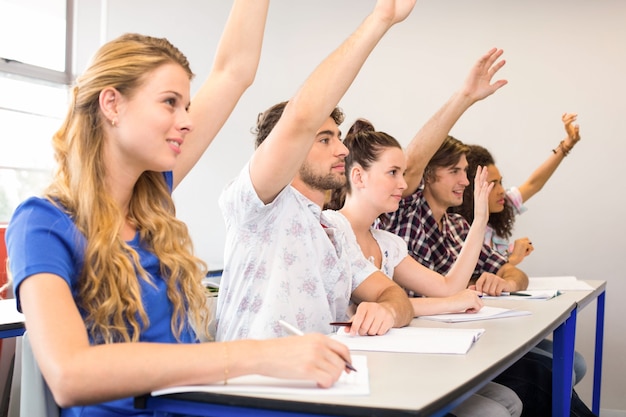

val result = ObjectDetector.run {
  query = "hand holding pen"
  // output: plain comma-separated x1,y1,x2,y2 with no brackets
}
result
278,320,357,373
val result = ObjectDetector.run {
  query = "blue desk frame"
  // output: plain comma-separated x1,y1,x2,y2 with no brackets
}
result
0,327,25,339
552,289,605,416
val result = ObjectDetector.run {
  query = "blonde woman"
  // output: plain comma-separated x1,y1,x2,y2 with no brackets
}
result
5,1,354,415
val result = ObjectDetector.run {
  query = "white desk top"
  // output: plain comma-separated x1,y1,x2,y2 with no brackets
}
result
148,280,605,417
0,298,23,328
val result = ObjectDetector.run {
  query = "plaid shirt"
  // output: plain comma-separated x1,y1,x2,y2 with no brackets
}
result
383,183,507,279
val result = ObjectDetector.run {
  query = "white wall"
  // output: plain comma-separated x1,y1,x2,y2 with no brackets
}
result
82,0,625,413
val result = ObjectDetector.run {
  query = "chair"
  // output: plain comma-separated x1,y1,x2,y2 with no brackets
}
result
10,332,59,417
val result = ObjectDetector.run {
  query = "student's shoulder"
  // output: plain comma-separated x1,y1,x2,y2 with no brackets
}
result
447,212,470,229
10,196,72,227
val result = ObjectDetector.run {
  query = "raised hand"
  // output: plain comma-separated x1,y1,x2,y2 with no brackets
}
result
472,165,495,226
372,0,417,26
461,47,508,103
562,112,581,148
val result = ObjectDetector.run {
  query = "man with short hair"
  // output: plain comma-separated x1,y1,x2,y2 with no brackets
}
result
216,1,416,342
386,135,528,294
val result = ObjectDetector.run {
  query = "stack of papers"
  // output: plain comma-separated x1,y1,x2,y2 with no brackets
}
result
331,327,485,354
152,355,369,396
418,306,531,323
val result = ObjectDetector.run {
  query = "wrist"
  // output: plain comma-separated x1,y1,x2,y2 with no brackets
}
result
552,139,573,157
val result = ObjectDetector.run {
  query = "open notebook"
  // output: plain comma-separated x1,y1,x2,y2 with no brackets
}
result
152,355,370,397
417,306,531,323
331,327,485,354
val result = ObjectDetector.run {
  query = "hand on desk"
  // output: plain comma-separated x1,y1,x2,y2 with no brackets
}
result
255,333,351,388
347,302,395,336
471,272,512,296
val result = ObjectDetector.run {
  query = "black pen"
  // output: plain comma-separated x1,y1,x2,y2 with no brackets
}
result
278,320,357,372
509,292,531,297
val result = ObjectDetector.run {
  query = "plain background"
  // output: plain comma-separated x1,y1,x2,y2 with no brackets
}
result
74,1,625,414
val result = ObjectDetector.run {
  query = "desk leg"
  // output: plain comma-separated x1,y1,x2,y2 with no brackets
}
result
553,309,576,417
592,290,605,414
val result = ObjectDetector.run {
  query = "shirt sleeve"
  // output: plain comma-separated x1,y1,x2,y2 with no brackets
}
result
506,187,528,215
6,198,83,311
322,210,378,292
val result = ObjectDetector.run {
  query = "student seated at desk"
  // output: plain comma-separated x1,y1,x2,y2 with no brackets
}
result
325,118,491,317
377,76,594,416
215,1,418,342
5,2,355,416
447,115,587,387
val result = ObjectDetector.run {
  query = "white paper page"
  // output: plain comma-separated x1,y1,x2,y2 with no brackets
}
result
418,306,531,323
528,276,593,291
331,327,485,355
481,290,561,300
152,355,369,397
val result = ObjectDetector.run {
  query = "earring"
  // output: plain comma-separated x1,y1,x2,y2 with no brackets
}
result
111,119,117,127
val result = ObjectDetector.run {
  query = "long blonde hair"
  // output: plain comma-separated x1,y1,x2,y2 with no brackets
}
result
46,33,211,343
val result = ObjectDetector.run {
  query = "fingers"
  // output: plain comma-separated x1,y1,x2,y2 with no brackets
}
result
513,237,534,256
474,273,508,296
481,47,504,69
562,112,578,123
461,289,484,313
562,113,581,142
299,335,348,388
350,303,393,336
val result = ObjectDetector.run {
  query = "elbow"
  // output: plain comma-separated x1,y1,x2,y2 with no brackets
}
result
398,297,415,327
222,64,258,91
45,361,92,407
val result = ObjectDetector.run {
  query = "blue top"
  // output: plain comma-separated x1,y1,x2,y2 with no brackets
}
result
6,171,198,417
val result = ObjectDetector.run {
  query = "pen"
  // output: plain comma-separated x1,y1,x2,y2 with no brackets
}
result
278,320,357,372
509,292,531,297
329,321,352,327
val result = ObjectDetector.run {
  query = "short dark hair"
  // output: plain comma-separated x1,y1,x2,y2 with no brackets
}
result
423,136,470,183
253,101,345,149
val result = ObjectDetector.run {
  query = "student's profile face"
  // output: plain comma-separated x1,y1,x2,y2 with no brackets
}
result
426,155,470,210
358,147,407,214
486,164,506,213
106,63,192,176
299,117,348,190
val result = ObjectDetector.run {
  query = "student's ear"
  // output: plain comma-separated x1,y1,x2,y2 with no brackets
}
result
351,164,366,189
99,87,122,127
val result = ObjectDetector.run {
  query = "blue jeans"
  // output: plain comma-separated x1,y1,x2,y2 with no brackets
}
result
532,338,587,386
